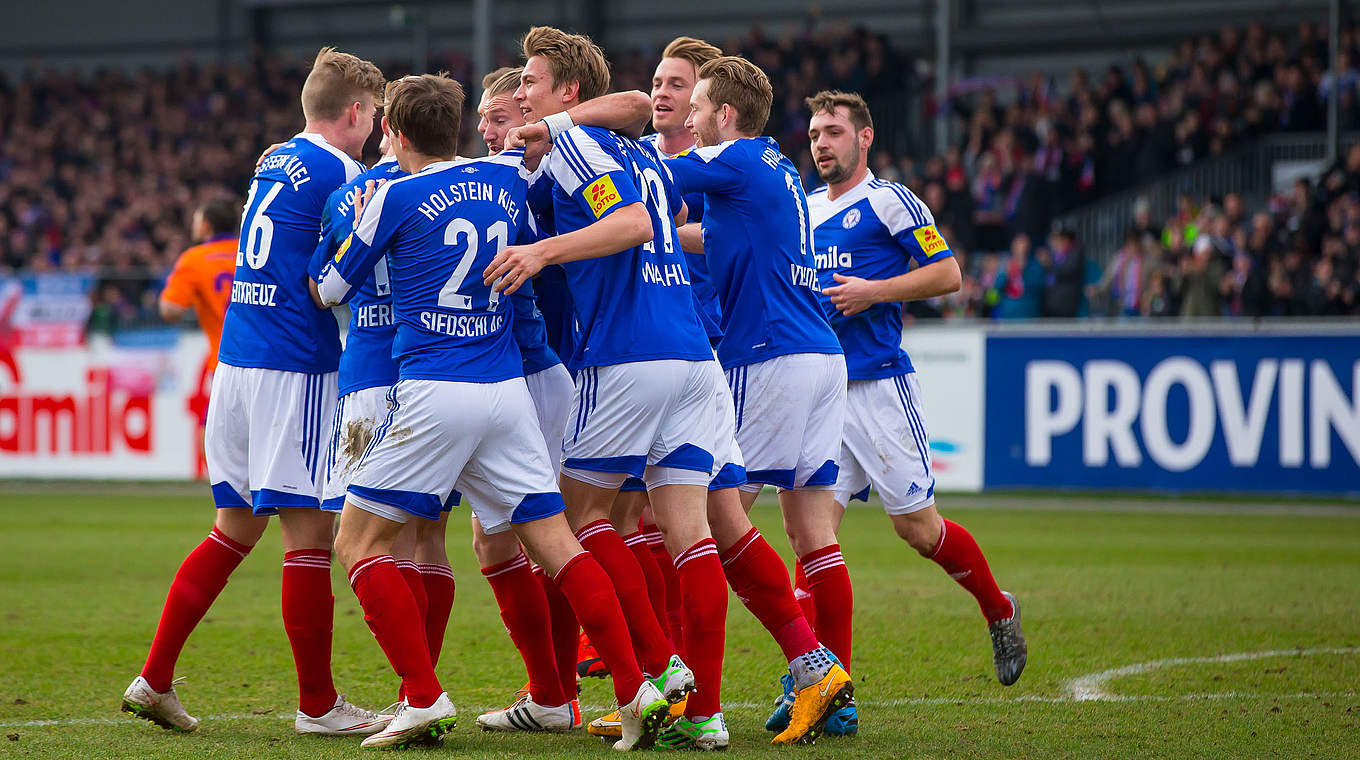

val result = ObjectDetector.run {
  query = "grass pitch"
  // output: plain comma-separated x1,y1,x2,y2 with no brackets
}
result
0,486,1356,759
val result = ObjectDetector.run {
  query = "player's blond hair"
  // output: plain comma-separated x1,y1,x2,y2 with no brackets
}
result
385,73,465,158
300,47,386,121
482,66,524,99
521,26,610,103
697,56,772,136
661,36,723,70
806,90,874,132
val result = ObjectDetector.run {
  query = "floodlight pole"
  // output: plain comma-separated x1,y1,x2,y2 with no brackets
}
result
935,0,952,156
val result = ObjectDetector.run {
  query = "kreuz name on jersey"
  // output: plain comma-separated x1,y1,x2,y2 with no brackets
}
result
419,311,505,337
815,246,853,269
257,152,312,191
417,181,522,224
641,261,690,286
231,281,278,306
790,262,821,291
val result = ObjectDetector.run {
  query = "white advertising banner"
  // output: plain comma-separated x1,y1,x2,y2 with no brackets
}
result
0,332,213,479
900,325,985,492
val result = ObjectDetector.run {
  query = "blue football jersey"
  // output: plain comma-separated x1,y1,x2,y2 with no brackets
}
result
533,125,712,370
310,157,406,397
219,132,363,373
664,137,842,370
641,132,722,343
316,152,535,383
808,173,954,380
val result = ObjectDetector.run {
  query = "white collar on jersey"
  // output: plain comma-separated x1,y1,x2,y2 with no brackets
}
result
810,170,879,224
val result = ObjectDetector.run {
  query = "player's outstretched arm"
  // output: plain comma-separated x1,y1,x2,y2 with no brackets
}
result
825,255,962,317
483,202,653,295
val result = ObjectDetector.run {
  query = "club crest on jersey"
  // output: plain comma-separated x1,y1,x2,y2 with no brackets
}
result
913,224,948,256
334,234,353,262
841,209,861,229
586,176,622,218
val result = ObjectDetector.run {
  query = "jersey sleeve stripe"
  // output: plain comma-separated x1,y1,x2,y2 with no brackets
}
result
568,129,625,175
551,139,592,188
555,132,595,181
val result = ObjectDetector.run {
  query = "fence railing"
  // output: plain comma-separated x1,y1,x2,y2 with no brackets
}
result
1056,132,1360,267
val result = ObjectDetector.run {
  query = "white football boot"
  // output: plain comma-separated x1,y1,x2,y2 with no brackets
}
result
121,676,198,732
476,694,575,732
295,694,391,736
359,692,457,750
613,680,669,751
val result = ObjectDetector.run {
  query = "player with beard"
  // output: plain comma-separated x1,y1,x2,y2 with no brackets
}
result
804,91,1028,712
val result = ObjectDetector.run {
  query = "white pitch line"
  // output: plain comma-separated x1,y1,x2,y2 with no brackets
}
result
1064,647,1359,701
5,689,1357,729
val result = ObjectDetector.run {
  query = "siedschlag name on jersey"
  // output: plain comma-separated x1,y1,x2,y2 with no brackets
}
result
231,280,278,306
420,312,505,337
417,181,522,226
256,152,313,191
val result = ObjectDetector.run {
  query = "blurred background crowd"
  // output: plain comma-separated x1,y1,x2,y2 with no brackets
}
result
2,17,1359,333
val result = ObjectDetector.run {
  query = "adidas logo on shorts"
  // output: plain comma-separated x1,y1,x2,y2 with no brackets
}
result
906,482,921,496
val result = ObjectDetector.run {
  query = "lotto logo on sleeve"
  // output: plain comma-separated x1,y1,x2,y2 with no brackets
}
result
334,234,352,262
913,224,948,256
585,176,622,218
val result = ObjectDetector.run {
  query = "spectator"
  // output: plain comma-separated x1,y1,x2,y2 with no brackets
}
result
1090,230,1148,317
1040,228,1086,317
1178,233,1228,317
993,234,1045,319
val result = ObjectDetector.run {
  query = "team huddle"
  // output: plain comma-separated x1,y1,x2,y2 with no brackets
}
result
121,26,1027,751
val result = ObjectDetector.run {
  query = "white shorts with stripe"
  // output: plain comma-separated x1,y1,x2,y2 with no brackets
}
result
727,352,847,491
561,359,729,490
321,384,392,509
204,363,337,515
526,363,574,480
347,377,565,533
834,372,935,515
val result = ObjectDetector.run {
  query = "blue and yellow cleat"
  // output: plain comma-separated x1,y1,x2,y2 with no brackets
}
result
823,699,858,736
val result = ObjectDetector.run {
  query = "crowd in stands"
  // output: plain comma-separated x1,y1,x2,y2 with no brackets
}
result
2,17,1358,330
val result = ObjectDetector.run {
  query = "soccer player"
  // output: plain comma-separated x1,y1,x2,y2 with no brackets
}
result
122,48,389,736
805,90,1027,685
159,197,239,473
486,24,729,744
317,72,670,751
663,56,855,744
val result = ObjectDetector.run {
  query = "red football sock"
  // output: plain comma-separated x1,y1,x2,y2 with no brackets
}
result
348,556,442,708
674,539,727,719
643,522,686,659
419,563,455,666
574,520,671,675
141,527,253,692
623,530,674,649
720,528,819,662
482,554,566,707
282,548,339,717
793,560,817,629
553,551,645,705
800,544,853,670
534,565,579,702
929,518,1014,622
396,560,429,628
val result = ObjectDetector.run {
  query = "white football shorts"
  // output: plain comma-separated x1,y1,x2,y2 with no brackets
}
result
346,377,565,533
525,362,574,480
727,352,847,492
321,384,392,510
560,359,729,491
834,372,935,515
205,363,337,515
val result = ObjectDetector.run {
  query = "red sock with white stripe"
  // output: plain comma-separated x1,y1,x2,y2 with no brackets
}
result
574,520,671,675
552,552,645,705
396,559,429,631
481,554,566,707
282,549,339,717
720,528,820,662
348,556,442,708
799,544,853,670
643,522,686,659
928,518,1013,622
674,539,727,719
141,527,253,692
419,563,455,665
793,561,817,629
535,565,580,703
623,530,674,650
